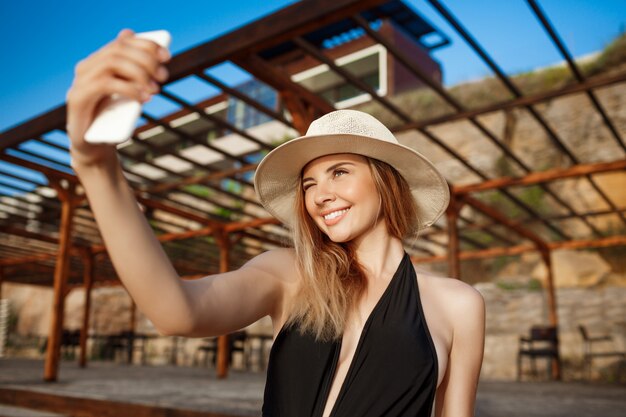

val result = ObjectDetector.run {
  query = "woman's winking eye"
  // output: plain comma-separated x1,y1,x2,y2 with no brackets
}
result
302,162,352,193
333,168,348,177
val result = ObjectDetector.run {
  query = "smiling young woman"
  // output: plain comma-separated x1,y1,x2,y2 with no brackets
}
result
254,110,485,417
66,31,484,417
288,154,420,341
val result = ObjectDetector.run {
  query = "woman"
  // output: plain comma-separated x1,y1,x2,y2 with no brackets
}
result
67,30,485,417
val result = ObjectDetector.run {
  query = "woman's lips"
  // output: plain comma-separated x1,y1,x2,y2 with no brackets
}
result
322,207,350,226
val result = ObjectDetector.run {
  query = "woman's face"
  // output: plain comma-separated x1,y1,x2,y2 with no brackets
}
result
302,153,383,243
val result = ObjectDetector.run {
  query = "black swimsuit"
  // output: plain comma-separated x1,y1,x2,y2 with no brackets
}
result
262,252,438,417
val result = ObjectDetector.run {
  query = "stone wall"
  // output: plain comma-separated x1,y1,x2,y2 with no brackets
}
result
3,269,625,379
479,283,626,381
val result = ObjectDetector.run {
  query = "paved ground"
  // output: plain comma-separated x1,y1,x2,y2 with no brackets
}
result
1,358,625,417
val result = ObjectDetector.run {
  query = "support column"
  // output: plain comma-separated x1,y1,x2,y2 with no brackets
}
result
79,251,94,368
215,228,231,379
128,299,137,364
44,179,78,382
446,193,462,279
540,248,561,380
461,194,562,378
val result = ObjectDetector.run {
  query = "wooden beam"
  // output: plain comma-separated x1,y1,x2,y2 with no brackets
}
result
292,35,411,123
0,387,238,417
0,154,78,184
454,159,626,194
136,196,222,228
44,179,78,382
392,70,626,134
224,217,281,233
548,234,626,250
234,53,334,115
0,162,231,232
461,195,548,249
197,72,293,128
91,226,215,255
157,90,273,153
0,0,384,151
86,217,278,261
168,0,387,81
0,225,65,246
0,226,88,266
279,90,315,135
0,105,66,152
146,164,258,195
238,230,285,248
79,251,94,368
446,195,462,279
0,252,60,267
412,235,626,265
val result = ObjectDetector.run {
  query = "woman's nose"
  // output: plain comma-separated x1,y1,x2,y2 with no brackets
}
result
313,182,335,205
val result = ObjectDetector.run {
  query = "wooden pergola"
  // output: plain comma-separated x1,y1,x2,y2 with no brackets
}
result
1,0,625,383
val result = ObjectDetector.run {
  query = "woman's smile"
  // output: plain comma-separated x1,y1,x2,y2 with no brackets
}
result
322,207,351,225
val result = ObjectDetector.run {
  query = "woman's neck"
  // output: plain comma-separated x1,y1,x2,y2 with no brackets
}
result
352,223,405,282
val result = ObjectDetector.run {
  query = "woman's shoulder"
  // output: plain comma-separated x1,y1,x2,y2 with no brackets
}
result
243,247,300,283
415,269,484,321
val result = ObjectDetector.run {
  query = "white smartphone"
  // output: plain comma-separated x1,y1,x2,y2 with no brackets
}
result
84,30,172,145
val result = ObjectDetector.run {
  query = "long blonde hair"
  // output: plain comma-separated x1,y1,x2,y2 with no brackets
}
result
285,156,420,341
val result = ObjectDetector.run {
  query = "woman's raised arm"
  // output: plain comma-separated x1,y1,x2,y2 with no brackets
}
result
67,29,286,337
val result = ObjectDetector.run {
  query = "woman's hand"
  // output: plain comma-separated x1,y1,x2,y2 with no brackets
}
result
66,29,170,168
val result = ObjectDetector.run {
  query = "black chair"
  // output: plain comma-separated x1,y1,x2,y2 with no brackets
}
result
193,332,249,369
229,330,250,370
41,329,81,359
99,333,127,362
578,325,626,380
194,337,218,367
517,325,560,380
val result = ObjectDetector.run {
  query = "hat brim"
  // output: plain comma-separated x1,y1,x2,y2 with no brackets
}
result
254,133,450,230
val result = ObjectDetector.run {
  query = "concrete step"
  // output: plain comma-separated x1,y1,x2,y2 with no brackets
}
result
0,404,68,417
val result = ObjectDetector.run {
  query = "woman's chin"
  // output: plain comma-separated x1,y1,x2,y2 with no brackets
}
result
322,227,357,244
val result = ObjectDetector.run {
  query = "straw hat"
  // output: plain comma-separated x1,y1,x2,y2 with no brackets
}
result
254,110,449,230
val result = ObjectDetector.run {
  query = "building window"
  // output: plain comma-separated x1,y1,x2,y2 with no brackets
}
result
227,80,277,130
292,44,387,108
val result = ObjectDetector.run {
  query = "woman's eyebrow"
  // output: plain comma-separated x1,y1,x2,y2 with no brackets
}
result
302,162,355,183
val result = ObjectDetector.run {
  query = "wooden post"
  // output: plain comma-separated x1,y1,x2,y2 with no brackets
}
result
461,194,562,379
0,266,4,300
215,228,230,379
540,250,558,327
44,179,78,382
446,194,462,279
128,299,137,364
79,251,94,368
540,248,561,380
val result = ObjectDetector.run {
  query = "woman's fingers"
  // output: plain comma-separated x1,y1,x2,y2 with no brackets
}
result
117,36,170,81
66,29,171,162
77,32,168,97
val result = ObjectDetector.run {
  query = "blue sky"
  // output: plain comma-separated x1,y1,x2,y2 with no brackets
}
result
1,0,625,132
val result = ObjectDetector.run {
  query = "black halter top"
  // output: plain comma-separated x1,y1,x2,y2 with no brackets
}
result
262,252,438,417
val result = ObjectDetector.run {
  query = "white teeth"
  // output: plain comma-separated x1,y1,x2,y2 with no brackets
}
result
324,208,349,220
